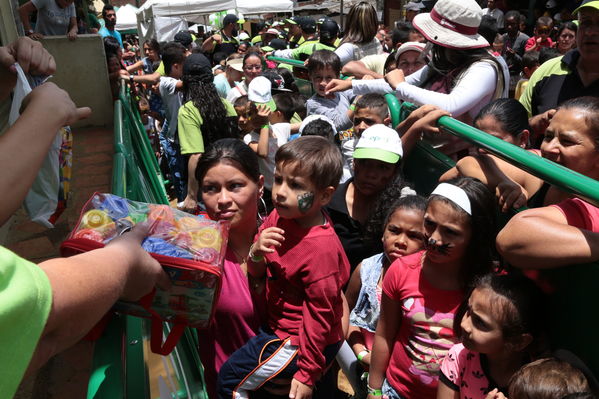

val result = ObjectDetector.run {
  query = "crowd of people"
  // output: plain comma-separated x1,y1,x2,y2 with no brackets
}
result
5,0,599,398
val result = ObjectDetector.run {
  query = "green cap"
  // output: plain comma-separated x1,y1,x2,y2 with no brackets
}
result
573,0,599,14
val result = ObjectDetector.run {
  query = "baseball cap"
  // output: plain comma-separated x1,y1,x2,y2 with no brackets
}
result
239,31,250,41
353,124,403,164
266,28,280,36
285,16,300,25
319,19,339,40
299,16,317,32
261,70,292,92
395,41,427,61
573,0,599,13
226,57,244,72
182,53,213,83
248,76,277,111
222,14,239,27
174,31,193,47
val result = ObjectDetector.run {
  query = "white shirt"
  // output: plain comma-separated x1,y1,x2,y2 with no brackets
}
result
243,123,291,190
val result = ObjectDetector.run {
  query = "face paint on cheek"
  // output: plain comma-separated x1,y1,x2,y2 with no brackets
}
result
424,234,453,255
297,192,315,214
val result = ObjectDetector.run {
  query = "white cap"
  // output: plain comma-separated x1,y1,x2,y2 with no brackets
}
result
395,41,427,61
239,32,250,41
248,76,276,111
354,124,403,164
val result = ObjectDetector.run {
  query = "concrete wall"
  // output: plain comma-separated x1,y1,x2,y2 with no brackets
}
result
40,34,113,128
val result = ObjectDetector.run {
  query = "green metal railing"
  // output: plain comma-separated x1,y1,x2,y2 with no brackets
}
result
88,85,208,399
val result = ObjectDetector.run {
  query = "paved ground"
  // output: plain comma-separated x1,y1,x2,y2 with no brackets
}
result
9,127,113,399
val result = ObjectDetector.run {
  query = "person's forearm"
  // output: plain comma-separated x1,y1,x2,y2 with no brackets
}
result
134,72,160,85
19,7,33,33
68,17,77,34
497,212,599,268
186,153,201,201
341,61,383,79
347,325,368,353
30,245,137,370
201,37,215,53
257,126,270,158
0,98,67,224
368,332,391,388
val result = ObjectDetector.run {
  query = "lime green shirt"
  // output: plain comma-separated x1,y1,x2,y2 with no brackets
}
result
0,247,52,398
156,61,165,76
178,99,237,154
291,41,334,60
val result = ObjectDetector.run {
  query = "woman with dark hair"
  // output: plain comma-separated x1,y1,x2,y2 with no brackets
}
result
226,51,264,104
125,38,161,75
335,1,383,66
472,98,531,149
194,138,267,398
327,0,506,157
177,53,239,213
555,21,577,54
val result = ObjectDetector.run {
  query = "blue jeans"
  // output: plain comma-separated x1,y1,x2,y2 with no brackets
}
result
382,379,406,399
159,125,187,202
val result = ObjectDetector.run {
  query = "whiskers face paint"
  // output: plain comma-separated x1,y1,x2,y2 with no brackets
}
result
424,235,453,255
297,192,314,214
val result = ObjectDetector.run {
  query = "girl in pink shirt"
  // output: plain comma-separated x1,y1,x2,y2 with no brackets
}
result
438,273,546,399
367,178,498,399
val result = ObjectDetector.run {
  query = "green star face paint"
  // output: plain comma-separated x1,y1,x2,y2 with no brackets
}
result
297,192,315,214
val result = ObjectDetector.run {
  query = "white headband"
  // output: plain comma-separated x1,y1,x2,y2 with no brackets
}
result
430,183,472,215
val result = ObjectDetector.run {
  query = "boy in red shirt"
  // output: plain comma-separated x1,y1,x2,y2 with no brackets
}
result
217,136,350,399
525,16,555,52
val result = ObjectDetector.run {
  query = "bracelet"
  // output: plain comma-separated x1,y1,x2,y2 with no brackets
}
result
261,124,269,130
357,349,370,362
248,244,264,263
349,104,356,111
367,384,383,397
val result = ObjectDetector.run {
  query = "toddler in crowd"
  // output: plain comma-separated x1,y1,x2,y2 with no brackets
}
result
233,95,253,136
367,177,497,399
525,16,554,52
514,51,540,100
298,114,337,142
344,195,426,392
438,273,546,399
306,50,355,132
244,76,293,202
217,136,350,399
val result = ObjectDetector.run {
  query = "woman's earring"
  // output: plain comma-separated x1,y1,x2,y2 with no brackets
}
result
258,196,268,223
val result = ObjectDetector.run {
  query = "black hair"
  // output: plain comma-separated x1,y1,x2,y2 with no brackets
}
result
556,21,578,37
183,76,239,149
539,47,561,64
425,44,501,87
504,10,521,21
455,273,547,354
307,49,341,76
428,177,497,289
213,51,228,67
144,38,160,53
562,394,597,399
102,4,114,19
355,93,390,120
391,27,409,47
161,42,186,75
195,138,261,185
272,93,295,121
479,15,499,45
383,195,427,228
103,36,121,57
536,16,554,29
522,50,540,69
557,96,599,148
474,98,531,146
233,95,249,108
275,68,299,92
301,119,336,142
290,92,308,120
243,51,265,70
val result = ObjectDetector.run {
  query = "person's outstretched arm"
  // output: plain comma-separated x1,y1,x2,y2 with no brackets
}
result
0,37,90,225
28,223,171,373
497,206,599,268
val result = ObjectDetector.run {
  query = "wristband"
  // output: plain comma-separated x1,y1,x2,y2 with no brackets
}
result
349,104,356,111
261,124,269,130
367,385,383,397
248,244,264,263
357,349,369,362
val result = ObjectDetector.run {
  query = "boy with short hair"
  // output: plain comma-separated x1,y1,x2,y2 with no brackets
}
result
306,49,355,132
217,136,350,399
525,16,554,52
514,51,540,100
158,42,187,202
339,93,390,182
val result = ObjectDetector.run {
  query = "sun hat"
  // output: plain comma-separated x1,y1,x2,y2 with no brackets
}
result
353,124,403,164
248,76,276,111
573,0,599,14
412,0,489,49
226,57,244,72
394,41,427,61
405,1,426,11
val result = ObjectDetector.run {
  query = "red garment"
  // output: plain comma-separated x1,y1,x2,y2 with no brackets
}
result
524,36,554,51
259,209,350,385
553,198,599,232
382,251,463,399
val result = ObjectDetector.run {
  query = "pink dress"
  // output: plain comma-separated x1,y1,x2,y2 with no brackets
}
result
197,248,266,398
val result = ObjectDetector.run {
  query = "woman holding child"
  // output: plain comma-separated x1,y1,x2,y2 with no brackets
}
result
195,139,267,398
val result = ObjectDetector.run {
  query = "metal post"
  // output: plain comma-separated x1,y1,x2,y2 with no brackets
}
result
340,0,344,29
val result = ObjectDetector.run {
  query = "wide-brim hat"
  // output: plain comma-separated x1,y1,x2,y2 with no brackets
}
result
412,0,489,49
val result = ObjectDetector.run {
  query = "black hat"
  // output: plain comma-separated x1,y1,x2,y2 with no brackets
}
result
261,70,292,92
269,38,288,50
285,16,300,25
319,19,339,40
174,31,193,47
299,16,317,33
182,53,213,83
223,14,239,27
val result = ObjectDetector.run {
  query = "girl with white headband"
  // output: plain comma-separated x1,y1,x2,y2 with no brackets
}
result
367,177,497,399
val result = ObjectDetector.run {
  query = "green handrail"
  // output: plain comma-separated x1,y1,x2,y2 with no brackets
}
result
266,56,307,68
398,102,599,207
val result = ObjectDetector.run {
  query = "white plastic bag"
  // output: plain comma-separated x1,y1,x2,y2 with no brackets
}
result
9,64,61,228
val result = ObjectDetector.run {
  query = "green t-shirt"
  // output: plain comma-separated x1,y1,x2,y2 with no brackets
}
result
291,41,335,60
178,98,237,154
156,61,165,76
0,247,52,398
